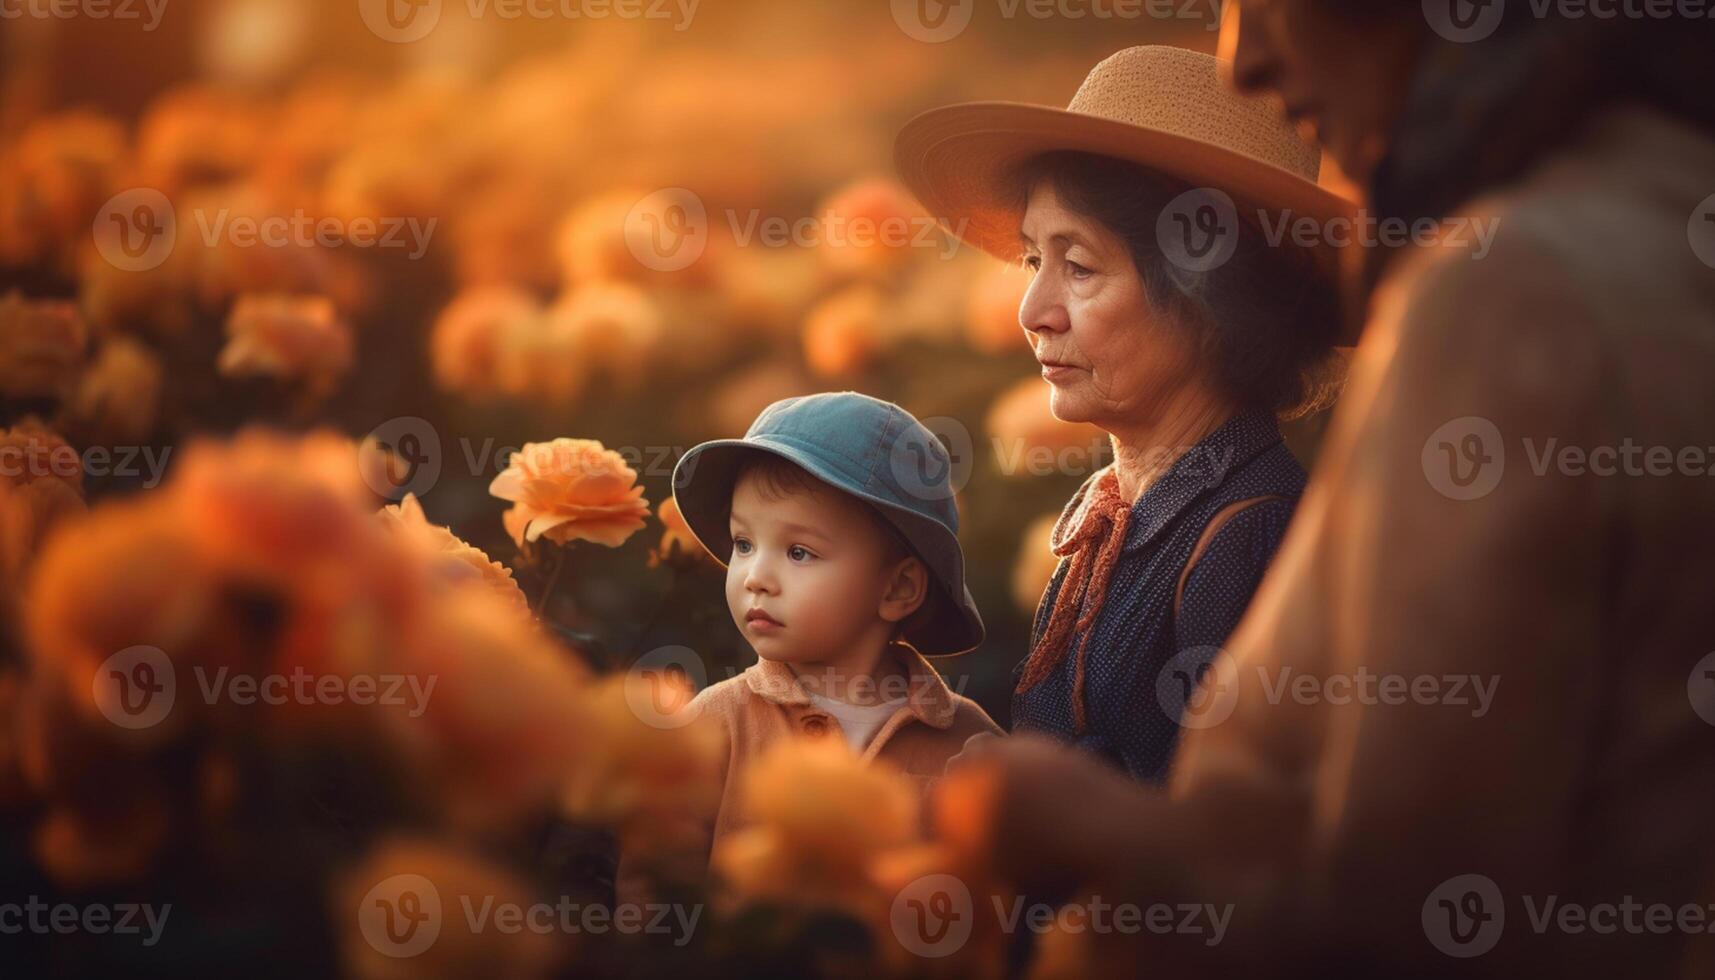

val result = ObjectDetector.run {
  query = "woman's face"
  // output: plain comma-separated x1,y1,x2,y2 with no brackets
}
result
1219,0,1426,187
1017,182,1201,434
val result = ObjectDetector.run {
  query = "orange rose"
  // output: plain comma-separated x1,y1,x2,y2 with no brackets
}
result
487,439,650,549
647,495,709,568
378,493,528,616
964,263,1031,355
815,178,929,278
985,375,1109,478
802,285,885,379
334,838,560,980
63,336,164,445
218,293,353,397
429,287,545,399
713,739,920,917
1011,512,1062,616
0,420,87,612
0,291,90,400
544,283,664,393
0,112,127,272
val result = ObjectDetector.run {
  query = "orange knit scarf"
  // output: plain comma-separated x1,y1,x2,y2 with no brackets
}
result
1015,467,1131,735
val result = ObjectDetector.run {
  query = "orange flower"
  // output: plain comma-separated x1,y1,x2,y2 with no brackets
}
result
218,293,353,396
0,420,87,611
815,178,928,278
544,283,664,393
648,496,709,568
964,263,1030,354
135,85,266,193
334,838,560,980
985,375,1109,478
560,673,724,864
63,336,164,445
0,112,127,272
713,739,919,915
378,493,528,616
1011,512,1062,616
0,291,90,400
802,285,884,379
429,286,545,399
487,439,650,549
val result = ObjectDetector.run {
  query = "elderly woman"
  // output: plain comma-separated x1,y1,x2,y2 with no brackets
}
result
933,8,1715,979
897,45,1349,781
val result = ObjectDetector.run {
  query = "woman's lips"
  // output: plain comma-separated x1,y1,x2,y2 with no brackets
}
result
1039,361,1083,382
744,609,784,633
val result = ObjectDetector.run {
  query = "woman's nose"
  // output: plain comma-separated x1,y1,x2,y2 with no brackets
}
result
1019,273,1070,337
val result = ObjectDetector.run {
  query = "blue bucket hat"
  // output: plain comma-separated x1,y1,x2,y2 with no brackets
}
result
671,392,984,657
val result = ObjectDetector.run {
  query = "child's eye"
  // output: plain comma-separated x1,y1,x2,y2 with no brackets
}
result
732,536,752,555
787,545,814,562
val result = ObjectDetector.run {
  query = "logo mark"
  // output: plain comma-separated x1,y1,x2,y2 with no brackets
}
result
359,0,442,43
1688,193,1715,270
358,873,442,958
624,188,708,273
890,873,973,957
889,415,973,503
361,417,443,500
1423,874,1505,958
1424,0,1504,43
93,188,177,272
1422,417,1504,501
93,645,176,730
626,646,709,729
1688,652,1715,727
891,0,973,42
1157,188,1239,273
1157,645,1239,730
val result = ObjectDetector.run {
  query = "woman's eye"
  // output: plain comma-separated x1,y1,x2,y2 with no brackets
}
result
1023,255,1041,273
787,545,813,562
1068,261,1093,279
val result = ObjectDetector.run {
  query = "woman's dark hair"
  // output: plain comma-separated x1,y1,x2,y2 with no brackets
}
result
1003,150,1345,420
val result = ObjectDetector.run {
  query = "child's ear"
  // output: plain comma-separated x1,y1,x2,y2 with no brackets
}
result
878,556,929,624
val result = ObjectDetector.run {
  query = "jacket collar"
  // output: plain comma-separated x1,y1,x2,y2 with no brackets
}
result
1056,411,1285,557
742,643,958,730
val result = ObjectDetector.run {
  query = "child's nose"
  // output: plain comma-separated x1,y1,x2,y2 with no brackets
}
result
743,558,777,595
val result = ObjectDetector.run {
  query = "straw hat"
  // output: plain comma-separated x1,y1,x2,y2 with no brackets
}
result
895,45,1356,268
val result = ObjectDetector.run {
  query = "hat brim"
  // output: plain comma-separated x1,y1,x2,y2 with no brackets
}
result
672,440,986,658
896,101,1362,342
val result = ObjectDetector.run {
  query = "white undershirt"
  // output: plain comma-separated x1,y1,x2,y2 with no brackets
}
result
806,692,908,750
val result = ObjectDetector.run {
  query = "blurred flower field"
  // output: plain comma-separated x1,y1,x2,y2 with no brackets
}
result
0,2,1241,975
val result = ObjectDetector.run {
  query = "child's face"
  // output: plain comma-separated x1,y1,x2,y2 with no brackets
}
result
725,470,921,669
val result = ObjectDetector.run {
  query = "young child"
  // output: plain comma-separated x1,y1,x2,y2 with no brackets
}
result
667,391,1001,855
